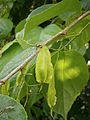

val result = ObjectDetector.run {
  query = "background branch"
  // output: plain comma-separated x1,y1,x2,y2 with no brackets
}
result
0,11,90,85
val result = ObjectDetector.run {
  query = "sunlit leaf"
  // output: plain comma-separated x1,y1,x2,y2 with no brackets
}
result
53,51,89,119
36,46,56,112
36,46,48,83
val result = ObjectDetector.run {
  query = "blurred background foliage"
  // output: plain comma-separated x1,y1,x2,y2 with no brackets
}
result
0,0,90,120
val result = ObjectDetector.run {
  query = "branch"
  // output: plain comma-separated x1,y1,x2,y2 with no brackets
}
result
0,11,90,85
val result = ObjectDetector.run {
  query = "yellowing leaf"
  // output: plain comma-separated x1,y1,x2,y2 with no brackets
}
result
16,64,29,86
1,81,10,95
36,46,50,83
14,64,29,101
47,66,56,113
36,46,56,112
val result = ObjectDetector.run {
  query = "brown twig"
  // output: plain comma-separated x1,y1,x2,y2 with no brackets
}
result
0,11,90,85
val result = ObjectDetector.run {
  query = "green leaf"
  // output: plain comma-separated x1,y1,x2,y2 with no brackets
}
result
71,41,86,56
36,46,56,112
0,43,22,80
0,94,27,120
0,42,36,80
28,4,53,17
81,0,90,10
47,79,56,114
15,19,26,34
16,64,29,86
9,75,19,99
40,24,61,43
16,24,61,49
19,24,61,48
23,26,42,45
0,18,13,39
16,83,28,101
53,51,89,119
74,22,90,48
66,18,90,48
47,64,56,113
27,86,42,108
25,65,36,85
16,29,24,43
1,81,10,95
0,1,14,18
16,27,42,49
25,66,43,108
36,46,48,83
84,47,90,62
1,40,17,53
15,64,29,101
24,0,81,37
0,50,1,59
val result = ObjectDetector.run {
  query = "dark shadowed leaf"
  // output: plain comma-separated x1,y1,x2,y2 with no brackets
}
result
0,18,13,39
0,94,27,120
